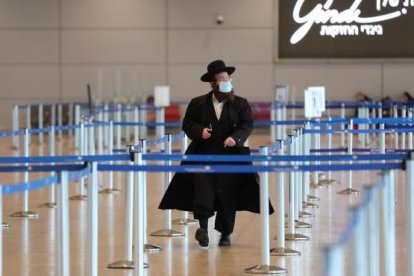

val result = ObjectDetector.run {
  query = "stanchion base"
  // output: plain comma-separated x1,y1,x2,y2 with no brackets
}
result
38,202,57,208
307,195,320,201
270,247,301,256
337,188,360,195
285,220,312,229
145,243,162,253
107,261,149,269
172,218,198,225
303,202,319,209
299,211,315,218
244,265,287,274
2,222,11,228
285,233,310,241
310,181,325,189
9,211,40,218
69,194,87,200
99,188,121,194
318,179,341,185
295,220,312,228
150,229,185,237
107,260,135,269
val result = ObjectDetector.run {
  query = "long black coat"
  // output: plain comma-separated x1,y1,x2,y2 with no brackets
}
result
158,91,274,214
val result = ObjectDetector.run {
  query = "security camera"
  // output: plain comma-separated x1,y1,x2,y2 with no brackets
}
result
216,14,224,25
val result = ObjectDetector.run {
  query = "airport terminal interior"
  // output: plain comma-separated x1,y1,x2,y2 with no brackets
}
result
1,1,414,276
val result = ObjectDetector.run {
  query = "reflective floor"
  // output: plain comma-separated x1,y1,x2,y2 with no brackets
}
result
0,132,409,276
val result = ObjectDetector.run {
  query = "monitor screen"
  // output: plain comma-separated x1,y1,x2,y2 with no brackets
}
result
278,0,414,58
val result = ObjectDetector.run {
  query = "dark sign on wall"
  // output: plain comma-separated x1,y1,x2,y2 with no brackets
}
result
279,0,414,58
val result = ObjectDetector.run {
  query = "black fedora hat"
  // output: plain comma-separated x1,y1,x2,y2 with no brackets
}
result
200,60,235,82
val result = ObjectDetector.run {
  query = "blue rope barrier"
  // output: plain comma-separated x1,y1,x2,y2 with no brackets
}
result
0,154,131,164
141,153,406,162
97,162,402,173
304,128,414,135
0,130,25,137
2,174,58,195
0,164,86,173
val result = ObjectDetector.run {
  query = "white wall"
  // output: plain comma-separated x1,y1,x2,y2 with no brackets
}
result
0,0,413,128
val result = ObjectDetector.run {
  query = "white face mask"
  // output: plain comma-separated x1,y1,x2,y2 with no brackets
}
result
218,80,233,93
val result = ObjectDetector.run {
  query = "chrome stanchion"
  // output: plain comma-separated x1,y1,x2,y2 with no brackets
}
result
387,170,396,276
134,152,149,274
271,140,300,256
292,130,311,228
125,104,131,143
357,106,363,145
26,105,31,145
0,186,2,275
38,103,44,144
366,186,379,276
58,103,63,140
393,104,398,150
155,107,165,139
103,103,109,148
379,170,396,276
139,105,147,139
285,136,309,241
140,140,162,252
340,103,346,146
282,105,287,142
116,104,122,149
310,123,320,189
304,122,319,203
10,129,39,218
107,148,135,269
12,104,19,149
407,152,414,276
57,171,70,276
68,103,74,138
409,109,413,150
365,105,371,146
74,104,81,149
97,113,104,156
51,104,56,130
134,106,139,146
70,121,87,200
298,127,315,218
173,134,197,226
323,245,343,276
338,120,360,195
270,102,276,142
350,206,367,276
402,106,407,150
39,125,57,208
87,162,99,276
100,121,120,194
245,147,287,274
319,117,340,185
151,134,184,237
276,103,282,140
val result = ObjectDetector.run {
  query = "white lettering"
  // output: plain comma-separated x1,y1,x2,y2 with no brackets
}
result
291,0,404,44
320,25,359,38
360,24,383,35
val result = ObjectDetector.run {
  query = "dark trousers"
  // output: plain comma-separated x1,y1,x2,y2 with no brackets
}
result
193,173,237,235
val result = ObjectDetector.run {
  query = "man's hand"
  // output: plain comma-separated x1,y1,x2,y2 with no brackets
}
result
223,137,236,147
202,128,212,139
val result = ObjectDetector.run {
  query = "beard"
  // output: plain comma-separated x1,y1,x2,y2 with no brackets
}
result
213,89,235,103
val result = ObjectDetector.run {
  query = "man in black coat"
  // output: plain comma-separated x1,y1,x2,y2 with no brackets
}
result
159,60,273,248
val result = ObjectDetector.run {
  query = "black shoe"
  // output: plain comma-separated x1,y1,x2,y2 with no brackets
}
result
195,228,209,248
218,235,231,246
